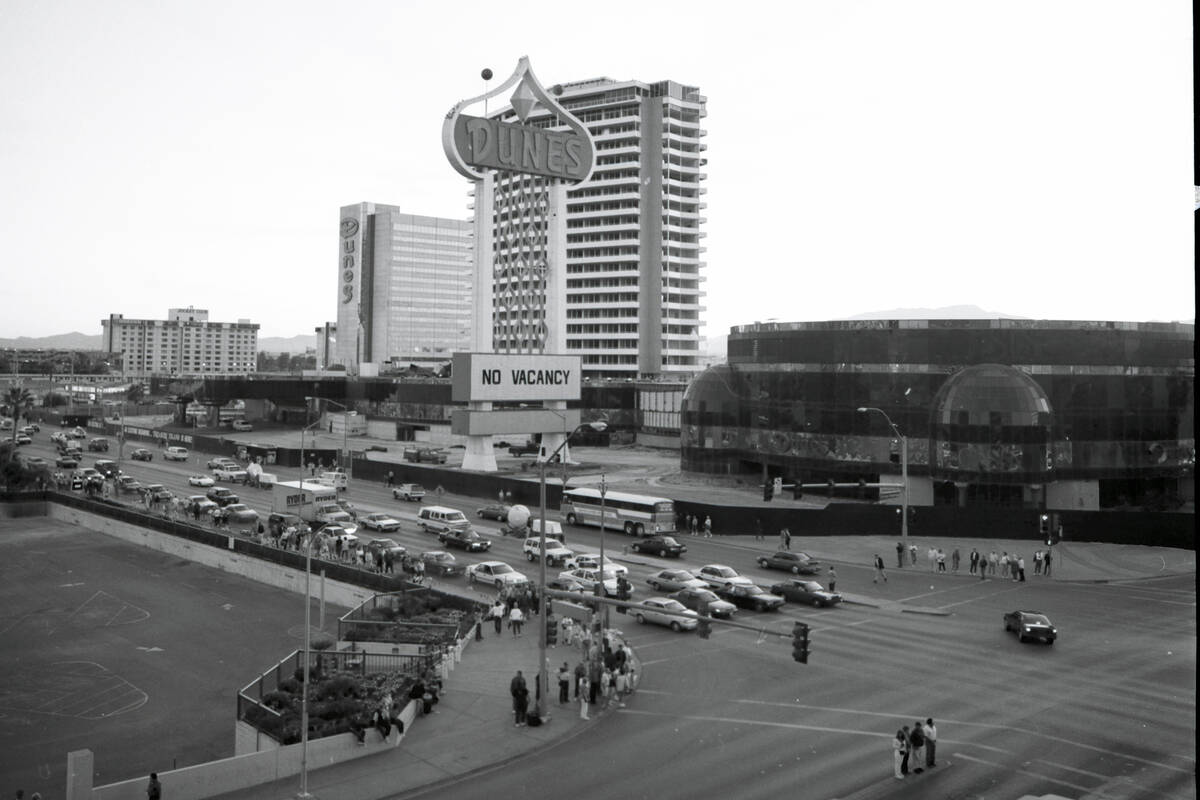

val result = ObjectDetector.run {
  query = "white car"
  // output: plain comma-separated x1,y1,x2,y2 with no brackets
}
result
522,537,574,566
466,561,530,587
697,564,756,590
646,568,709,593
231,420,253,431
634,598,699,632
558,567,623,597
212,466,249,482
164,446,190,461
564,552,628,578
360,513,401,533
188,474,215,488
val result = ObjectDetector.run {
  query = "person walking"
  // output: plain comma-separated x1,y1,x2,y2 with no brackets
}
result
1033,549,1043,575
578,674,591,720
755,517,764,541
782,527,792,550
988,550,999,575
908,720,926,773
893,729,907,779
1043,548,1053,577
491,600,505,635
703,516,713,538
509,604,524,636
146,773,162,800
688,514,697,536
827,566,837,593
924,717,938,767
872,553,888,584
1017,555,1026,582
557,663,571,704
969,548,979,575
386,470,394,488
573,661,586,700
896,541,905,568
927,546,937,572
909,543,918,566
510,670,528,726
951,548,961,572
936,549,946,572
900,725,912,775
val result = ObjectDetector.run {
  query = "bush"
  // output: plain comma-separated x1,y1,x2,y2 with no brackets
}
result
262,690,294,711
315,674,360,701
278,677,300,694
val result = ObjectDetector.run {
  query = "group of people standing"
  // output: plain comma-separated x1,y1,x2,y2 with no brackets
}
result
893,718,938,779
889,542,1053,581
682,513,713,537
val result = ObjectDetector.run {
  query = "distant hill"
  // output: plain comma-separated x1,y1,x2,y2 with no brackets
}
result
0,332,102,349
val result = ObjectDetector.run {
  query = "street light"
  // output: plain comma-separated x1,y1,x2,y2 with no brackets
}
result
857,407,908,538
296,406,326,800
537,420,607,719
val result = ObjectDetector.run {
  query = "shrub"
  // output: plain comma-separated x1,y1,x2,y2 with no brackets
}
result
278,677,300,694
262,691,293,711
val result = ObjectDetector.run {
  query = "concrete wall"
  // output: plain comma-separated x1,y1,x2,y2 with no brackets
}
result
1046,479,1101,511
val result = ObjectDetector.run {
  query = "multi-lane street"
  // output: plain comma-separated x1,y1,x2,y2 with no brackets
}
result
18,434,1198,799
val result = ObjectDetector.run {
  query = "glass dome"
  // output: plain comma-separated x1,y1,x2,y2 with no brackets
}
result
932,364,1051,426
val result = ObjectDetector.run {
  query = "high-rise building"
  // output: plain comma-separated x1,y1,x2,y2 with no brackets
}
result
101,307,258,378
314,322,337,369
334,203,473,372
486,77,708,380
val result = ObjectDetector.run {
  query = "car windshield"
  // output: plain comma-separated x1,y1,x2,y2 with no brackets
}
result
1023,614,1051,625
660,537,680,546
710,567,735,576
661,600,687,612
427,552,452,562
492,564,513,574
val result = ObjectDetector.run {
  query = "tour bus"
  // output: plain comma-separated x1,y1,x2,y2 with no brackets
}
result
560,487,676,537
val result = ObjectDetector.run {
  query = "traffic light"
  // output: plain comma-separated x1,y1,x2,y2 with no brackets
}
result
763,480,774,501
792,621,810,664
697,617,711,639
546,613,558,646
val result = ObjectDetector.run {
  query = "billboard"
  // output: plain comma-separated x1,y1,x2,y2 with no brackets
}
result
452,353,581,403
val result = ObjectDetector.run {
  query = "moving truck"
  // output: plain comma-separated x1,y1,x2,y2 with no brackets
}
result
272,480,339,524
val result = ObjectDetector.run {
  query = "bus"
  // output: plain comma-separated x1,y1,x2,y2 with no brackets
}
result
560,487,676,536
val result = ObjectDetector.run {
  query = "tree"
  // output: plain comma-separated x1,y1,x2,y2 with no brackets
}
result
0,438,51,491
126,383,145,404
2,387,34,441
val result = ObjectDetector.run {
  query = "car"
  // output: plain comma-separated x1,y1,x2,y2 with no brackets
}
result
645,568,709,593
360,513,402,533
142,484,173,503
21,423,40,433
231,420,253,431
117,475,142,493
207,457,239,470
163,446,189,461
404,446,448,464
67,426,87,438
630,535,687,558
188,474,215,487
546,575,591,595
522,537,574,566
23,456,47,468
756,551,822,575
670,587,737,618
314,503,357,534
317,471,349,491
223,504,259,524
476,503,512,521
78,467,103,483
1003,610,1058,644
420,550,464,577
557,567,622,597
393,483,426,502
55,455,80,468
440,528,493,552
267,512,305,535
769,579,843,607
213,466,249,482
86,437,110,452
508,441,540,457
130,448,154,462
366,538,406,560
697,564,756,590
186,496,220,518
14,434,31,445
50,431,67,445
634,597,699,631
206,487,239,506
335,499,359,519
713,583,786,612
466,561,529,587
92,459,120,478
417,505,472,536
564,553,628,577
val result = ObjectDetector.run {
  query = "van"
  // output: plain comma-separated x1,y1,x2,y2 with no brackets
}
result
317,471,348,491
93,459,120,479
164,446,189,462
416,505,472,536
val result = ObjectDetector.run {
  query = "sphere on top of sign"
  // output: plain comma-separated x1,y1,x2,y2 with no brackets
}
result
507,504,531,528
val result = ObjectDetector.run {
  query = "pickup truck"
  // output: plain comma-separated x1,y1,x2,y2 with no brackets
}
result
213,466,249,483
392,483,426,502
403,447,448,464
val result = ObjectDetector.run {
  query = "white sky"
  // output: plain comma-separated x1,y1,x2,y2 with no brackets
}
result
1,0,1193,340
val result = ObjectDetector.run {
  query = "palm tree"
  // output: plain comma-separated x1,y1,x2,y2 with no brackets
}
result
2,387,33,442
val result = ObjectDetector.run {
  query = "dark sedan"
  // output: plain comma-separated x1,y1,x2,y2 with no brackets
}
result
476,503,512,522
438,529,492,553
670,587,736,618
755,551,821,575
713,583,786,612
130,448,154,461
420,550,464,577
770,579,843,607
631,535,687,558
206,487,240,507
1003,610,1058,644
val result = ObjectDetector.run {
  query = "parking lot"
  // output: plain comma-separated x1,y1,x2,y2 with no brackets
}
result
0,517,350,798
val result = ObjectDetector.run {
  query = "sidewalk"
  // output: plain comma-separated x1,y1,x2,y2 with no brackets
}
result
211,620,613,800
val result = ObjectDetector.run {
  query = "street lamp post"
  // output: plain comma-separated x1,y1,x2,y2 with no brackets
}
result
537,420,607,719
296,408,325,800
598,473,609,631
857,407,908,538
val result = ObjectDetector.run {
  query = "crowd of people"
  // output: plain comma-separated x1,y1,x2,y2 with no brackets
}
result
892,718,938,779
890,541,1053,580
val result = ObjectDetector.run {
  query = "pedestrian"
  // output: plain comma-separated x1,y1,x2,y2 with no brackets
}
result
703,516,713,538
510,670,528,726
755,516,764,541
573,661,586,700
951,548,960,572
872,553,888,583
927,546,937,572
827,565,837,593
925,717,938,767
688,514,697,536
1043,548,1053,577
969,548,979,574
909,720,926,773
936,549,946,572
893,729,907,779
896,541,905,568
384,550,394,574
557,662,571,704
146,772,162,800
989,550,998,575
588,660,602,704
909,543,917,566
492,599,505,635
579,675,591,719
509,604,524,636
1034,549,1043,574
900,725,911,775
1017,555,1026,582
386,470,394,488
779,529,788,550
